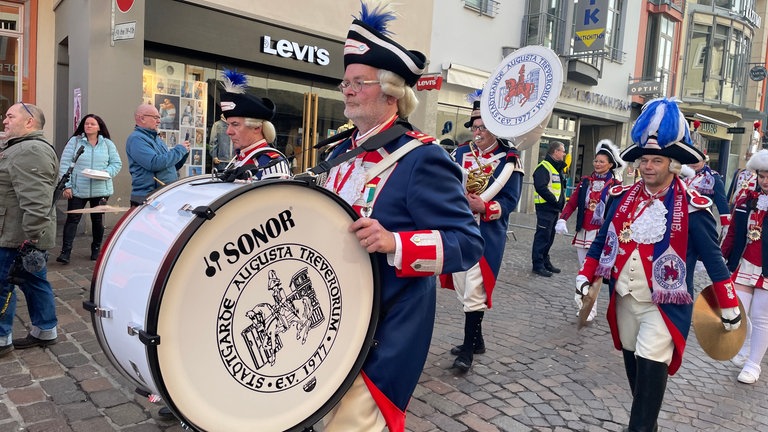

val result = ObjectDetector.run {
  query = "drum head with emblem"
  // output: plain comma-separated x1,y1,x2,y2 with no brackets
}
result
480,45,564,149
147,180,379,431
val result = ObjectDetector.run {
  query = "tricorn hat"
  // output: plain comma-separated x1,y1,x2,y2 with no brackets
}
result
692,285,747,361
219,69,276,121
464,89,482,128
595,139,626,172
621,98,704,165
344,2,426,87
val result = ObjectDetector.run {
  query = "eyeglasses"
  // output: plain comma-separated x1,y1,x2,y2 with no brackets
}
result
470,125,488,132
142,114,161,120
19,101,33,118
338,79,380,92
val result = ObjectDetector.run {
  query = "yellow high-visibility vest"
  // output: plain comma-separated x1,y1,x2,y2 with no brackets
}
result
533,160,562,204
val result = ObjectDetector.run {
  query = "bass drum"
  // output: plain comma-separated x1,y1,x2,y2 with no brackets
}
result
85,176,379,432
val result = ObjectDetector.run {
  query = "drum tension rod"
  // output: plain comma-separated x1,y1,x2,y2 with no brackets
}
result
127,322,161,346
82,301,112,318
178,204,216,220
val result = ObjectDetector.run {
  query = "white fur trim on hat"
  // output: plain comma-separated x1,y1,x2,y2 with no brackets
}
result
747,149,768,172
595,139,626,171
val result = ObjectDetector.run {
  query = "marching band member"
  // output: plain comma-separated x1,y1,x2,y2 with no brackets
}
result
440,92,524,373
722,148,768,384
682,155,730,238
556,139,625,322
319,3,483,431
218,69,291,180
576,98,741,431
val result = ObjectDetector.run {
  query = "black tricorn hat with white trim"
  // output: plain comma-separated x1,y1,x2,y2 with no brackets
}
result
219,69,276,121
344,2,427,87
621,97,704,165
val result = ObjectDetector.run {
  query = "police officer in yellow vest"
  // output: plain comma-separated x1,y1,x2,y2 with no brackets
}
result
532,141,568,277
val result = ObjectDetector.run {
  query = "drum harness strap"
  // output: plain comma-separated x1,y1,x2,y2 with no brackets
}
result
306,122,431,323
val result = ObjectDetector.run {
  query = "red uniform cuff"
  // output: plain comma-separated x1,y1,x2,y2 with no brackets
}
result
482,201,501,222
579,256,599,282
713,279,739,309
397,230,443,277
720,214,731,226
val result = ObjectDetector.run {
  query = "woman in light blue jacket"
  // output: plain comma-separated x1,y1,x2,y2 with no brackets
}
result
55,114,122,264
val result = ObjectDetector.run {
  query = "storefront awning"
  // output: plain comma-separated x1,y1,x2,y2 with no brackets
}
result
443,63,489,90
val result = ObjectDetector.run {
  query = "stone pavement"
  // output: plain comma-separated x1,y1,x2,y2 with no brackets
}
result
0,211,766,431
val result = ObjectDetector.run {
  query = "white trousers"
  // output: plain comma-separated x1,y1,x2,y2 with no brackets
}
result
616,294,674,364
452,262,488,312
322,374,386,432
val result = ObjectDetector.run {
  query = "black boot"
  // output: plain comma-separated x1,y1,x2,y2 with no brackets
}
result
622,349,637,395
452,311,483,373
544,259,561,274
450,318,486,355
90,243,101,261
57,221,77,264
627,357,667,432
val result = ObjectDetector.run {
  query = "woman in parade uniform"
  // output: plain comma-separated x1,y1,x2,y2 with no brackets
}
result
556,139,624,322
722,148,768,384
682,156,730,237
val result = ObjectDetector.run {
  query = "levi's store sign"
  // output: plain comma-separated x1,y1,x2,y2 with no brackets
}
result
261,35,330,66
416,75,443,91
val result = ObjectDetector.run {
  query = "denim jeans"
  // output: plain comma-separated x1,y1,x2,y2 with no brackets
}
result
0,246,57,345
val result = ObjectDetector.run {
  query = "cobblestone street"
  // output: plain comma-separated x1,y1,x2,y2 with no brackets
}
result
0,211,765,431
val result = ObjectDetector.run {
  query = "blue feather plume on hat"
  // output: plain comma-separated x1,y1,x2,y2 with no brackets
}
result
222,69,248,94
356,1,396,36
466,89,482,104
631,97,692,148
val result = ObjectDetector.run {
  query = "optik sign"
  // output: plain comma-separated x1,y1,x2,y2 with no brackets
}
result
574,0,608,53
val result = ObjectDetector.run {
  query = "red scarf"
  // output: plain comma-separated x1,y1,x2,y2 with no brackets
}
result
597,177,692,304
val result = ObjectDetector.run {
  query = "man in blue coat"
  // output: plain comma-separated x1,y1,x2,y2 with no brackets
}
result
126,103,189,206
441,98,523,373
319,3,483,431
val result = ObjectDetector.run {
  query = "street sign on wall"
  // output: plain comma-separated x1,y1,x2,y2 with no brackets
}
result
574,0,608,53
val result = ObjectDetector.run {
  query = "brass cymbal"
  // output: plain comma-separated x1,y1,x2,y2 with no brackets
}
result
577,280,602,330
693,285,747,361
67,205,130,214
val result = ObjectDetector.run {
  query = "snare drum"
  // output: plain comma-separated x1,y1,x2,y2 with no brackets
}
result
85,176,379,431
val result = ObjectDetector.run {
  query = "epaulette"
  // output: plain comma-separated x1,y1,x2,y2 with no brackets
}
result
406,130,435,143
687,188,713,209
609,184,632,196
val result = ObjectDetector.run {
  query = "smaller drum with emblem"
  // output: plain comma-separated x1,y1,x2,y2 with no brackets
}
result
85,176,379,431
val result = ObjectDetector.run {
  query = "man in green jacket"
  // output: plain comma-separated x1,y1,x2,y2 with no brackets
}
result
0,102,59,357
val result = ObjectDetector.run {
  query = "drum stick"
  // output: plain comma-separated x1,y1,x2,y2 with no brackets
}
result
153,177,166,186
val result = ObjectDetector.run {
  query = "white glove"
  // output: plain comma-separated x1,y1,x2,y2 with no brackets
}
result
721,307,742,331
555,219,569,235
574,275,590,309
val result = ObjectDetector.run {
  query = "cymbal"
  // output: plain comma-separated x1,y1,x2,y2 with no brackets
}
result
693,285,747,361
577,280,602,330
67,205,130,214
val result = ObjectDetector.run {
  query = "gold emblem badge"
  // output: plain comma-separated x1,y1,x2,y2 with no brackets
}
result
748,227,762,242
619,224,633,243
588,201,597,211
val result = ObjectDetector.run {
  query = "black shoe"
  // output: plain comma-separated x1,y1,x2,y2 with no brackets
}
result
450,344,486,355
0,344,13,358
56,252,70,264
452,355,471,373
544,263,561,273
532,267,553,277
158,406,176,420
13,334,57,349
90,251,99,261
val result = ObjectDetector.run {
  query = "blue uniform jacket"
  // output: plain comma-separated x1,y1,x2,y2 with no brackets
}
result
326,126,483,429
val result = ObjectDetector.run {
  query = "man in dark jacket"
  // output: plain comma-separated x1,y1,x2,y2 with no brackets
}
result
531,141,567,276
0,102,59,357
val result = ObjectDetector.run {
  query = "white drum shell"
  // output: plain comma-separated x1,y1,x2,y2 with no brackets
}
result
89,176,377,432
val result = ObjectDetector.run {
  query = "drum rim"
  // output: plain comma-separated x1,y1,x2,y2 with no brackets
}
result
146,178,381,432
87,174,216,391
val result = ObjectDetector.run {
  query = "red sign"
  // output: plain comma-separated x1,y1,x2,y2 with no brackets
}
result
116,0,134,13
416,75,443,91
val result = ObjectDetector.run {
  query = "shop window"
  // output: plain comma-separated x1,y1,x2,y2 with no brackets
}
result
0,1,24,113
